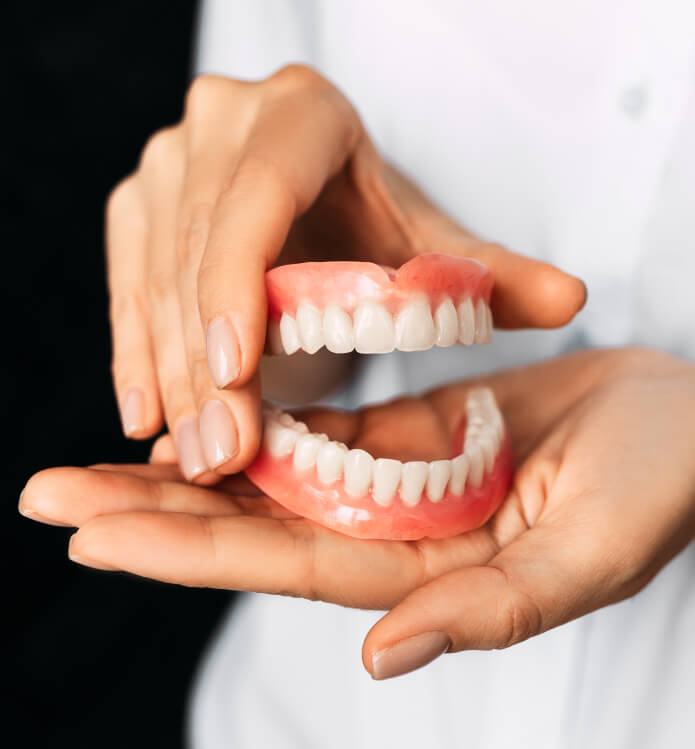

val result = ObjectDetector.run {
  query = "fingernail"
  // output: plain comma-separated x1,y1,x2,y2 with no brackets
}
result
371,631,450,680
206,316,240,388
18,504,72,527
200,400,238,468
120,387,144,436
68,551,119,572
176,417,208,480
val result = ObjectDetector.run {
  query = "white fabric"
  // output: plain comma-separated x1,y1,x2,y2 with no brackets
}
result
189,2,695,746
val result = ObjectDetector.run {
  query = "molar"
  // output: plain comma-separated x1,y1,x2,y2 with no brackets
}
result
279,313,301,354
296,303,324,354
395,301,436,351
426,460,451,502
322,305,355,353
353,301,395,354
316,441,348,484
372,458,402,507
457,297,475,345
344,449,375,497
449,454,469,495
400,461,429,506
434,298,458,347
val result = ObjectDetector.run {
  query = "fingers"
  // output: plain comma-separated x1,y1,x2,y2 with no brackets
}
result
467,243,587,329
106,177,163,438
197,68,363,389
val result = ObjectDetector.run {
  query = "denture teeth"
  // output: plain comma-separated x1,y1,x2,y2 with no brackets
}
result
395,301,436,352
457,297,475,345
372,458,402,507
292,434,324,471
344,449,375,497
280,313,301,354
353,301,395,354
264,422,299,458
296,303,324,354
434,298,458,347
449,454,469,495
322,305,354,354
474,298,488,344
466,442,485,488
316,441,348,484
426,460,451,502
400,461,429,506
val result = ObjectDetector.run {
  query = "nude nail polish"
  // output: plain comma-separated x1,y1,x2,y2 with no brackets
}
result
200,400,238,468
371,631,451,680
176,417,208,480
206,316,240,388
120,387,144,436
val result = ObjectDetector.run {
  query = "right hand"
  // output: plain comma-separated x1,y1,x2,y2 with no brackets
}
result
107,65,586,482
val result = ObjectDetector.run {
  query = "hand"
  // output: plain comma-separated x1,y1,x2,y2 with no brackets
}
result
107,65,586,482
25,348,689,680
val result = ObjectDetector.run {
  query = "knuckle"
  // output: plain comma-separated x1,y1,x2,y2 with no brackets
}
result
185,74,239,115
496,591,543,649
139,126,182,173
176,204,213,269
105,176,137,222
270,63,326,92
146,272,174,305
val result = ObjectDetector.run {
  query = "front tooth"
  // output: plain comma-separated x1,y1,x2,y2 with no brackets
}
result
267,317,284,355
322,306,355,353
344,449,375,497
372,458,402,507
293,434,324,471
434,298,458,347
426,460,451,502
353,301,395,354
316,441,348,484
449,454,469,495
457,298,475,345
466,442,485,488
296,303,324,354
264,423,299,457
399,461,429,506
279,313,301,354
395,302,436,351
474,298,488,344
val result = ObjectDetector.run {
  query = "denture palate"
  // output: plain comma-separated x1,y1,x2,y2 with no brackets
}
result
261,387,504,508
269,295,493,356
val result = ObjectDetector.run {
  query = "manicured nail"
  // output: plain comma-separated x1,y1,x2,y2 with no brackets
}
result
68,551,119,572
206,316,240,388
176,417,208,480
371,631,450,680
200,400,238,468
120,387,144,436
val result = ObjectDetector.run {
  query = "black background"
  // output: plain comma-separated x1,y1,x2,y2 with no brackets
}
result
5,3,230,746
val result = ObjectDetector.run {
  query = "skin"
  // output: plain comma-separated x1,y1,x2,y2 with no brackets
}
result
106,65,586,482
20,347,695,678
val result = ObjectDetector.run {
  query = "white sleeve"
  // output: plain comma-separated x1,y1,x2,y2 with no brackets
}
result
194,0,316,79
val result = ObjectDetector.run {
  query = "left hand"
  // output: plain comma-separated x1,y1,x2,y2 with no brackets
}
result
20,347,695,678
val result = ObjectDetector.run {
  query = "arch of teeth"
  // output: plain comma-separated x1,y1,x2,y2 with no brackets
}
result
267,296,493,356
261,387,504,508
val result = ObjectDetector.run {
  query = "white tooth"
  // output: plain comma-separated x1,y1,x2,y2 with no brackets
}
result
262,403,281,420
449,454,469,495
267,317,284,355
399,461,429,506
434,298,458,347
316,441,348,484
279,313,301,354
264,423,299,458
479,428,499,472
277,412,296,427
426,460,451,502
353,301,395,354
457,298,475,345
466,442,485,488
296,303,324,354
322,306,355,353
474,298,488,344
395,302,436,352
372,458,402,507
484,304,494,343
292,421,310,434
293,434,324,471
344,449,375,497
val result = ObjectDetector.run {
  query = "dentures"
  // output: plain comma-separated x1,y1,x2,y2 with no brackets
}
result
246,388,512,540
247,253,512,540
265,254,493,355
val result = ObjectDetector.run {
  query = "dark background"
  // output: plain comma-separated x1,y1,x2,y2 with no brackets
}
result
5,3,230,746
